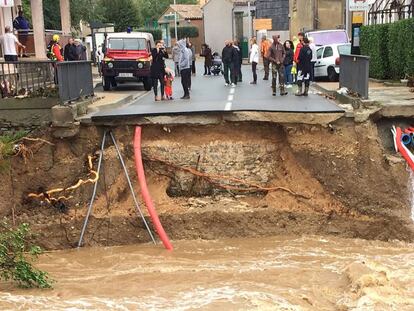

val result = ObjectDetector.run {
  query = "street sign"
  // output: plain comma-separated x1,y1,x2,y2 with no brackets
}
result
0,0,14,7
254,19,272,30
349,0,370,11
352,11,365,23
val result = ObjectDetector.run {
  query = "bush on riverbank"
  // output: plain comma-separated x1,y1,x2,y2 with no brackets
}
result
0,222,53,288
361,18,414,80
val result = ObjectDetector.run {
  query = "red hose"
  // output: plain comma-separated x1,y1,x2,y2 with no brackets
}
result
133,126,173,250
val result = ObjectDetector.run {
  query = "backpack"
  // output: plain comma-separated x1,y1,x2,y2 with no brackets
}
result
46,41,54,60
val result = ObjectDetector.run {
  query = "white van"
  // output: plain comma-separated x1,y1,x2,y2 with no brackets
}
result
305,29,349,46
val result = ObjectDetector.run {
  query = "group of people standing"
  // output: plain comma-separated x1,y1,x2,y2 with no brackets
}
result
151,38,194,101
259,32,316,97
221,40,243,86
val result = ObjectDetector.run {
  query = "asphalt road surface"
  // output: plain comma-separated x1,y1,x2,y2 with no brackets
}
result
92,61,343,121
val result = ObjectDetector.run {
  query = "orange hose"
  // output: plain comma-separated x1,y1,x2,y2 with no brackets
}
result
134,127,173,250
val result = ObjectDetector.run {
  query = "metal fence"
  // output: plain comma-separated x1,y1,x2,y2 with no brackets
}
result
56,61,94,103
368,0,413,25
339,55,370,99
0,61,55,98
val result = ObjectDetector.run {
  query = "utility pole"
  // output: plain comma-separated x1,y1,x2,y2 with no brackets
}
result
174,0,178,42
346,0,350,35
248,1,252,52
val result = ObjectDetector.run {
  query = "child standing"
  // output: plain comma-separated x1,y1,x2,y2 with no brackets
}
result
164,67,174,100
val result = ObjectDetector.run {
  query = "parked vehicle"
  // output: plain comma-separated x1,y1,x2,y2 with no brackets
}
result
101,32,154,91
314,43,351,81
305,29,349,46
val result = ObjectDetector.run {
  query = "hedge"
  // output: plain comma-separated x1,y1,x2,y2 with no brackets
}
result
136,28,162,41
360,18,414,80
170,26,199,39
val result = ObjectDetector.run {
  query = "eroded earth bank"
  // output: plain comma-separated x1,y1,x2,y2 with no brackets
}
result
1,118,413,250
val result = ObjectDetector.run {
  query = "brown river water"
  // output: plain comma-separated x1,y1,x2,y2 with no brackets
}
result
0,236,413,311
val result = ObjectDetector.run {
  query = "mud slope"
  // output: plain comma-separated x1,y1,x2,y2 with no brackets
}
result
0,120,412,250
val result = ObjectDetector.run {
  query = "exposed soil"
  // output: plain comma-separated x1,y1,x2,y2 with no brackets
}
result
0,119,413,250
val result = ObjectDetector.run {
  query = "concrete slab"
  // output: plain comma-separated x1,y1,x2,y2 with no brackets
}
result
91,61,344,122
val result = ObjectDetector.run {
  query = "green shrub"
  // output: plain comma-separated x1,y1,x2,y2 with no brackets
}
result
361,18,414,80
170,26,199,39
0,222,53,288
360,23,390,79
136,28,162,41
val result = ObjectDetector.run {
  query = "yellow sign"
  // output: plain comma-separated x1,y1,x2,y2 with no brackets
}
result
352,12,364,24
254,19,272,30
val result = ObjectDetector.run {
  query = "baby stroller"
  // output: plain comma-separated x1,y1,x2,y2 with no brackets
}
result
211,52,223,76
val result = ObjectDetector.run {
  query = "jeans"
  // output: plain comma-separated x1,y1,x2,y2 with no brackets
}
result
223,62,234,84
271,63,285,92
175,62,180,77
263,57,270,79
153,75,165,97
311,61,316,82
204,64,211,75
284,64,293,84
180,68,191,96
233,64,241,85
252,62,257,82
191,61,196,74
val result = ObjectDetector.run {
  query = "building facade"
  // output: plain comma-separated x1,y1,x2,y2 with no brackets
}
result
158,4,204,54
203,0,255,55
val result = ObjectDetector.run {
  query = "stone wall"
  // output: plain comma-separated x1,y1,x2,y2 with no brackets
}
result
256,0,289,31
141,125,283,196
0,97,58,131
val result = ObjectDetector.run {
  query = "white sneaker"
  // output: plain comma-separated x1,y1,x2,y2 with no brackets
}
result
286,84,292,88
231,83,236,87
225,83,229,86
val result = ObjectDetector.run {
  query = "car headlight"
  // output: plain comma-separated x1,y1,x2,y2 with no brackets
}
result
138,62,144,69
107,62,113,69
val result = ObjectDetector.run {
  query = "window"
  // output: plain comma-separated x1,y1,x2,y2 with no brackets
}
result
108,38,147,50
323,46,333,58
317,48,323,59
337,44,351,55
306,31,349,46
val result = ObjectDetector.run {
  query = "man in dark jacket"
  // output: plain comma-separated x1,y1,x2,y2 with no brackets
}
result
266,35,287,96
13,10,29,57
222,40,234,86
64,38,77,61
295,37,313,96
232,40,243,85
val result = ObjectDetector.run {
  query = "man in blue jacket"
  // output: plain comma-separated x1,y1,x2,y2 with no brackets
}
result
178,38,192,99
13,10,29,58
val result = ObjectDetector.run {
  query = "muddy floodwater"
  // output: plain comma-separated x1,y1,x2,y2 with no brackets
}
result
1,236,413,310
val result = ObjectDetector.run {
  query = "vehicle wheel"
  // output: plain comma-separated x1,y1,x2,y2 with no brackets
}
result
143,77,152,91
328,67,339,82
103,76,111,91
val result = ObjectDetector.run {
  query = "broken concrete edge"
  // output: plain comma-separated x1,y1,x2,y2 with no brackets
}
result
85,111,345,128
78,91,151,124
0,96,59,110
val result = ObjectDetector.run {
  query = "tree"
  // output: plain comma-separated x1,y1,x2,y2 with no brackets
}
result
21,0,103,31
100,0,142,32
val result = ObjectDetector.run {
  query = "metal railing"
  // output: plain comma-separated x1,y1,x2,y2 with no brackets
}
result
368,0,413,24
56,61,94,103
0,61,55,98
0,60,94,103
339,55,370,99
